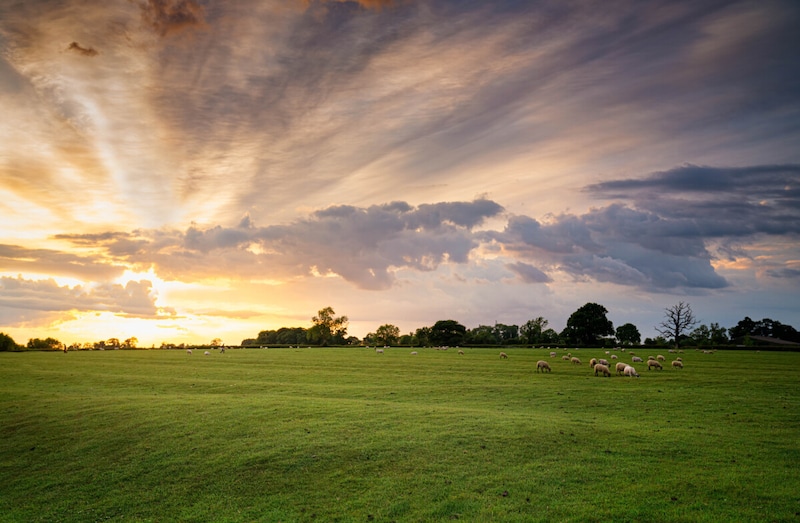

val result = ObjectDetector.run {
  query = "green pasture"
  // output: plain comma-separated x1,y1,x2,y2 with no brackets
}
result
1,347,798,522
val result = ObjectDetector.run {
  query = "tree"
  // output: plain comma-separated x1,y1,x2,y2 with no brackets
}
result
413,326,432,347
429,320,467,346
123,337,138,349
374,324,400,346
0,332,20,352
520,317,548,345
27,337,63,350
562,303,614,346
309,306,348,346
493,323,519,345
655,301,698,349
468,325,497,345
210,338,223,347
615,323,641,346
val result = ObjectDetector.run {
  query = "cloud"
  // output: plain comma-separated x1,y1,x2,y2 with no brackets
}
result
66,41,98,57
138,0,207,36
0,244,125,281
0,276,173,327
505,262,551,284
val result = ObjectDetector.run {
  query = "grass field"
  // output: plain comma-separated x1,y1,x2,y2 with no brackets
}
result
1,347,798,522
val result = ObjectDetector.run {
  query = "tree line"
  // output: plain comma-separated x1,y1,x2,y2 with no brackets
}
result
2,302,798,352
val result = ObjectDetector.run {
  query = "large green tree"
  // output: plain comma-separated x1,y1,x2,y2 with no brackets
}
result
429,320,467,347
0,332,19,351
374,324,400,346
520,317,548,344
615,323,641,346
562,303,614,346
308,306,348,346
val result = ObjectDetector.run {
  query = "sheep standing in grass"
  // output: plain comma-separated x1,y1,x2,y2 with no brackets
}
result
204,351,210,356
536,360,552,373
616,362,628,375
611,354,618,359
562,355,570,361
376,348,384,354
410,351,418,355
571,357,582,365
594,363,611,377
632,356,643,363
458,350,464,355
623,365,640,377
500,352,508,359
672,360,683,369
598,358,610,366
657,355,665,362
648,355,656,361
550,351,557,358
589,358,598,368
187,349,192,355
647,360,663,371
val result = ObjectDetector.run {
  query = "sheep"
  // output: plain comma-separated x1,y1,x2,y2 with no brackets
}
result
500,352,508,359
611,354,618,359
672,360,683,369
589,357,598,368
571,357,582,365
204,351,210,356
623,365,640,378
598,358,610,366
657,354,665,361
375,348,384,354
536,360,552,373
647,360,663,371
562,355,570,361
648,355,656,361
616,362,628,375
458,349,464,355
594,363,611,377
186,349,192,355
550,351,557,358
410,351,418,355
676,357,683,361
605,351,610,355
632,356,643,363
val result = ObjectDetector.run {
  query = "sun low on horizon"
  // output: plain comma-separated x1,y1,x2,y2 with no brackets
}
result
1,0,799,348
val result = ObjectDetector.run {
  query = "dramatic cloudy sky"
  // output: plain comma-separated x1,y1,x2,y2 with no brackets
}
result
1,0,799,346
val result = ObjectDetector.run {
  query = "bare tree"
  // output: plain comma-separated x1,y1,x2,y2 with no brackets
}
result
656,302,698,348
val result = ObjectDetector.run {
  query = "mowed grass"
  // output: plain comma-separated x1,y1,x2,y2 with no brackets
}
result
1,348,799,522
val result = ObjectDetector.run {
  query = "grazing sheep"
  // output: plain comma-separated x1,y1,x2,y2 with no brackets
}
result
410,351,418,355
647,360,663,370
616,362,628,375
632,356,643,363
500,352,508,359
676,357,683,361
669,349,676,353
458,349,464,355
605,351,610,355
204,351,210,356
672,360,683,369
571,357,582,365
562,355,570,361
611,354,618,359
657,354,665,361
550,351,557,358
594,363,611,377
589,358,598,368
186,349,192,355
623,365,640,378
375,348,384,354
598,358,610,366
536,360,552,373
648,355,656,361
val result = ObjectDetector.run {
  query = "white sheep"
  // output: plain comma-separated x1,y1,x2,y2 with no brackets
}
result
375,348,384,354
616,362,628,375
410,351,418,355
594,363,611,377
562,355,570,361
611,354,618,359
632,356,643,363
186,349,192,355
672,360,683,369
648,355,656,361
657,355,665,361
204,351,210,356
536,360,552,373
500,352,508,359
571,357,582,365
550,351,557,358
623,365,640,377
647,360,663,370
589,357,598,368
458,349,464,355
598,358,610,366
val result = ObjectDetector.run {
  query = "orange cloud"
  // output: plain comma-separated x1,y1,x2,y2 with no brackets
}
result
139,0,207,36
304,0,399,10
66,41,98,57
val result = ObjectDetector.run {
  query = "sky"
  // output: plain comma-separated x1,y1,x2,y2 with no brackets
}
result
1,0,799,347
